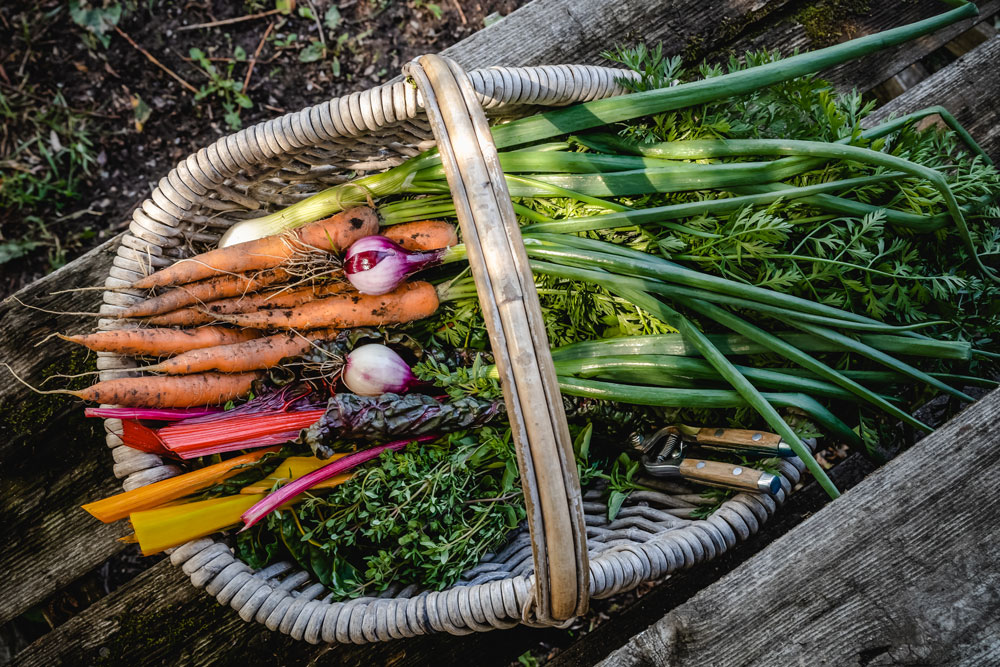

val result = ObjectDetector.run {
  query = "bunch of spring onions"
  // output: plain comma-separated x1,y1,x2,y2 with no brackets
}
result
220,0,978,246
208,0,997,504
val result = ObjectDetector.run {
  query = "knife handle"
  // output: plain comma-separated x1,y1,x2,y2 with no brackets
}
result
678,458,780,494
694,427,791,456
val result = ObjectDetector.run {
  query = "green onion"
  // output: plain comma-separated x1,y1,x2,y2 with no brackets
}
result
609,285,840,498
555,376,860,450
776,318,974,402
490,2,976,149
674,296,934,432
548,331,968,363
550,354,868,402
595,138,989,277
520,173,904,234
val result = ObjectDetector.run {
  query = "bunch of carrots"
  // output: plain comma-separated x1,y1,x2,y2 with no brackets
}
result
57,207,456,408
61,207,459,554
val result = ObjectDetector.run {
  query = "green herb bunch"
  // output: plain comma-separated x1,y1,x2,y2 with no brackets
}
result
238,428,525,599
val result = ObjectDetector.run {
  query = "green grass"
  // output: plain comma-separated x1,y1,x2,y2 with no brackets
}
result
188,46,254,131
0,86,98,268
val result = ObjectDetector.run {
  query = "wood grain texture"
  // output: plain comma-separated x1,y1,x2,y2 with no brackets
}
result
0,235,130,626
731,0,999,95
597,387,1000,667
410,54,586,620
694,427,784,452
867,33,1000,160
678,459,769,492
441,0,794,69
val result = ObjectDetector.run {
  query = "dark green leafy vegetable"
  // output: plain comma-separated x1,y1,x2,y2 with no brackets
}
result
299,392,504,458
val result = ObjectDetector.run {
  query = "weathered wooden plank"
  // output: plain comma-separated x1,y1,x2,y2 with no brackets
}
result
10,555,316,667
450,0,999,104
441,0,795,69
0,236,129,627
731,0,999,95
868,33,1000,160
597,387,1000,667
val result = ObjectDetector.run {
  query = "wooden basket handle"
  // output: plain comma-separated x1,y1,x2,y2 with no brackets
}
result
404,54,589,623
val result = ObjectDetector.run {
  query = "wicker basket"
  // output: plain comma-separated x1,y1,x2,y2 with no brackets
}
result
97,56,809,643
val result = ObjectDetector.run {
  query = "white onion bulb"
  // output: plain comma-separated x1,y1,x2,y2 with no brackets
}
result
342,344,418,396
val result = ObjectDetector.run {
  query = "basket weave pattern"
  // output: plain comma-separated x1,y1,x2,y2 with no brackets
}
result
97,62,809,643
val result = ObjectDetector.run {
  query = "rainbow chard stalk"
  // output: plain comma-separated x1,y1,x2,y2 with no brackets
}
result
344,236,447,295
84,406,223,421
240,435,439,530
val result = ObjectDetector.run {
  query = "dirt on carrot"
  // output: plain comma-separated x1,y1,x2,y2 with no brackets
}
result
383,220,458,251
69,371,262,407
120,268,292,319
59,326,261,356
142,281,351,326
140,329,339,374
206,281,439,330
132,207,378,290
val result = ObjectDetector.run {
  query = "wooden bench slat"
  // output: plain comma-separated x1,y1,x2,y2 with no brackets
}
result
0,235,129,627
868,33,1000,158
732,0,998,95
598,386,1000,666
441,0,793,69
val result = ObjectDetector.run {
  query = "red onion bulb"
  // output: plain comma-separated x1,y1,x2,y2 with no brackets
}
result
344,235,444,295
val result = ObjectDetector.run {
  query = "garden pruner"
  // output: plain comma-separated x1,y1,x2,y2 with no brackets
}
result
635,426,784,495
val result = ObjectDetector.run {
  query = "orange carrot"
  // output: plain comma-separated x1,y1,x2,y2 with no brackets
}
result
139,309,216,328
132,207,378,289
142,282,350,327
119,268,291,319
383,219,458,251
82,448,280,523
59,372,261,406
206,281,439,330
59,326,261,356
139,329,339,374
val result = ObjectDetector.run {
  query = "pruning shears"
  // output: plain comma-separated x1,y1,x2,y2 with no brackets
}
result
634,426,787,495
664,424,795,458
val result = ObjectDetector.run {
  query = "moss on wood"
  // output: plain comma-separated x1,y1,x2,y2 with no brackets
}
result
794,0,872,47
0,348,101,455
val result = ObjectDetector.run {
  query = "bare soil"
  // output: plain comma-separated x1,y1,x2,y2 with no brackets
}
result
0,0,524,298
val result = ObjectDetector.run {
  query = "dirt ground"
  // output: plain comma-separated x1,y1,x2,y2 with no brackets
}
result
0,0,524,298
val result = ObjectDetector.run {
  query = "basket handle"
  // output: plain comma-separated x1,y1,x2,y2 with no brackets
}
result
404,54,589,623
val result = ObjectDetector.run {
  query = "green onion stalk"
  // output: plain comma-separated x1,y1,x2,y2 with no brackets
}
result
572,137,993,279
430,228,975,498
218,1,977,247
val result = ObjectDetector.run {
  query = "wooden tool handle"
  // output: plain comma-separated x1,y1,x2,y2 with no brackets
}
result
695,427,784,453
679,458,776,493
405,54,588,623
